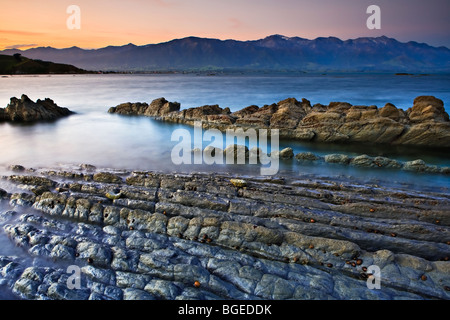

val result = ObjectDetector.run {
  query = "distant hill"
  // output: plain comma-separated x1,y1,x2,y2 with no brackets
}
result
0,54,92,74
2,35,450,73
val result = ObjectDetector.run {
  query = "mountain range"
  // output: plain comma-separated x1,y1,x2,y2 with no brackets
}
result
2,35,449,72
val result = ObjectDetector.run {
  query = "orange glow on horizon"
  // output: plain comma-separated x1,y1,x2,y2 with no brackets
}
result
0,0,449,51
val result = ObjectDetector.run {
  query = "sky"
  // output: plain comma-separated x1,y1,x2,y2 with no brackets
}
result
0,0,449,50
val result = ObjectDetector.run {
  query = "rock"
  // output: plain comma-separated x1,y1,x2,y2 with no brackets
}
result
393,122,450,147
408,96,448,123
324,154,350,164
291,129,316,141
373,157,402,169
0,210,16,223
350,155,375,167
50,244,75,260
144,280,181,299
203,146,223,158
10,193,36,207
145,98,180,117
9,165,25,172
379,103,406,122
123,288,156,300
235,104,278,127
76,242,112,267
93,172,122,184
0,188,7,198
0,95,73,122
271,148,294,159
1,168,450,300
403,160,428,172
249,147,265,159
295,152,320,161
184,104,224,121
47,283,90,300
8,175,56,187
80,164,96,171
270,98,311,129
106,191,122,200
231,105,259,118
230,179,247,188
108,102,148,115
109,96,450,148
279,148,294,159
224,144,249,160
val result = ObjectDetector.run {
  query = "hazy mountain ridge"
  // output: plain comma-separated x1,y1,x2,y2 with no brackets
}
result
2,35,449,72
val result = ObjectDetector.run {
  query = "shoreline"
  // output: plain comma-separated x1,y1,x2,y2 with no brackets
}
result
0,165,448,300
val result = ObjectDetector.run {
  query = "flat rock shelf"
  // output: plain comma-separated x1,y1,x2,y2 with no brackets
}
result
0,167,449,300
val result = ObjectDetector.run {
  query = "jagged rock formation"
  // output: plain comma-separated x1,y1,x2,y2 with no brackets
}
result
0,167,449,300
108,96,450,148
0,95,73,122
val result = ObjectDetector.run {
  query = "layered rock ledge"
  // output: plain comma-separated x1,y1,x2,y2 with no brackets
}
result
0,167,449,300
0,95,73,122
108,96,450,148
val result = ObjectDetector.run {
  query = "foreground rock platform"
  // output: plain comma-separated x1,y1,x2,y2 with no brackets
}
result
0,167,449,300
108,96,450,148
0,95,73,122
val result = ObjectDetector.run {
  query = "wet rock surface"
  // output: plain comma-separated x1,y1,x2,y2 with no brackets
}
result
0,167,449,300
0,95,73,123
108,96,450,148
294,152,448,175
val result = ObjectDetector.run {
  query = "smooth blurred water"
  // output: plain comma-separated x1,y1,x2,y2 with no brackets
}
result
0,73,449,190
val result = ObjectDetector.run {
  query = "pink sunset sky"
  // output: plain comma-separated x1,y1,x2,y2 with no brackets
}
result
1,0,449,50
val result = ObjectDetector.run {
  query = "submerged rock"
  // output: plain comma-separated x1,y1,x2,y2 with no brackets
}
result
224,144,249,160
270,148,294,160
350,155,376,167
403,159,428,172
295,152,321,161
9,165,25,172
279,148,294,159
324,154,350,165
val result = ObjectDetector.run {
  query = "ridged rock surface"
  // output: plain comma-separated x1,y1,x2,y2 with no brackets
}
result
0,167,449,300
108,96,450,148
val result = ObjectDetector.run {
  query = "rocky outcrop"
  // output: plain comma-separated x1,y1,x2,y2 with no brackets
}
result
0,166,449,300
0,95,73,122
108,96,450,148
294,152,448,174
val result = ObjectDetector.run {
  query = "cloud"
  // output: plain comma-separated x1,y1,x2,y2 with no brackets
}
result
152,0,172,6
4,44,38,49
228,18,243,29
0,29,44,36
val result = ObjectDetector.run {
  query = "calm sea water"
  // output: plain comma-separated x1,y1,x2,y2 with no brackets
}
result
0,73,449,189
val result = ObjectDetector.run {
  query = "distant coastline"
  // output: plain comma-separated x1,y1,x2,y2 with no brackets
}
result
0,54,94,75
